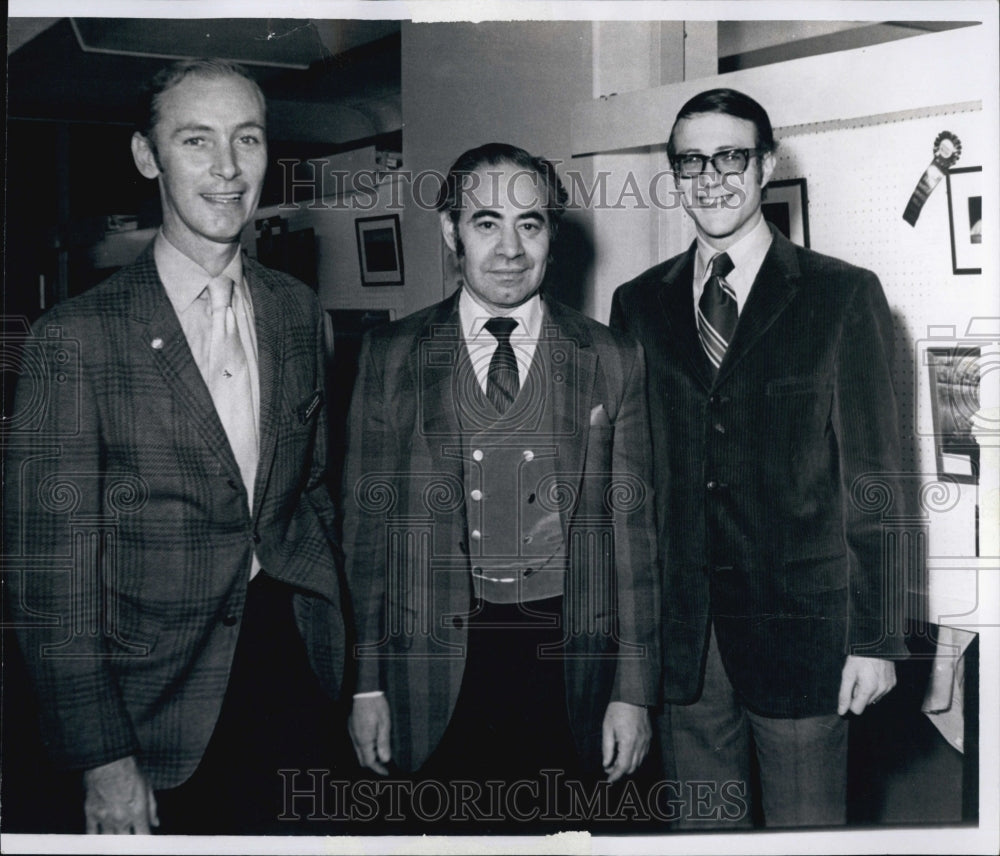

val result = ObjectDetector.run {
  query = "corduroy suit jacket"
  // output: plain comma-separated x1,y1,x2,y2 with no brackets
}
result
610,225,907,718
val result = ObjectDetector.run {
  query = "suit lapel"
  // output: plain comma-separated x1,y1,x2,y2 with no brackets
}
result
128,247,243,482
543,300,596,535
247,259,282,518
418,293,465,478
717,228,801,384
657,245,714,390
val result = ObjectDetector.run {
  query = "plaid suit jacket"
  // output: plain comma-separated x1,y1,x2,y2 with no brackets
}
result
3,244,345,789
342,292,661,772
611,226,908,718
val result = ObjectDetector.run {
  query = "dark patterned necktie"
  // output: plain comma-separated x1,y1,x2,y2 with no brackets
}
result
484,316,520,413
697,252,737,373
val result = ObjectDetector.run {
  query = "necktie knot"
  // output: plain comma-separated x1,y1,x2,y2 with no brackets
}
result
709,252,734,281
485,316,518,343
207,276,235,313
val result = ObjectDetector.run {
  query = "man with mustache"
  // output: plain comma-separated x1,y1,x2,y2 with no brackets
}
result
343,143,659,821
4,59,345,834
611,88,907,828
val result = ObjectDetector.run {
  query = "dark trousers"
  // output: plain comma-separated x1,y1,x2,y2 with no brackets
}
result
661,626,848,830
420,596,581,783
154,573,341,835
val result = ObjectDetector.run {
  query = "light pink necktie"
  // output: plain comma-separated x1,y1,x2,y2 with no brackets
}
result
206,276,259,510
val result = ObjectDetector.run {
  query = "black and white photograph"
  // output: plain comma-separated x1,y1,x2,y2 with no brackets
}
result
761,177,810,247
355,214,404,285
947,165,984,274
2,2,998,855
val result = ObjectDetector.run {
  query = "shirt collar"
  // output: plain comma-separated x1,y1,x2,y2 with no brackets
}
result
458,286,544,344
693,216,773,309
154,230,245,316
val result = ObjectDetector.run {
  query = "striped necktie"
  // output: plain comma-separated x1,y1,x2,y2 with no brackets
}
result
697,252,737,374
484,316,520,414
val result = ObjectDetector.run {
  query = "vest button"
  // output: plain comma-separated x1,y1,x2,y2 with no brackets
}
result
714,422,726,434
222,614,238,627
470,529,482,541
522,450,534,462
452,616,464,629
470,489,483,501
472,449,484,462
706,480,718,492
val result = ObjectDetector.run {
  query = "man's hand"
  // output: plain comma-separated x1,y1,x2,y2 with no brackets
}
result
348,694,392,775
837,655,897,716
601,701,651,783
83,755,158,834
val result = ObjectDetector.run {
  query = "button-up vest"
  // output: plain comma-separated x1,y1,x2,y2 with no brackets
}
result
456,335,567,604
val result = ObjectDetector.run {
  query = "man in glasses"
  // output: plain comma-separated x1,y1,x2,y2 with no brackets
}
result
610,88,906,828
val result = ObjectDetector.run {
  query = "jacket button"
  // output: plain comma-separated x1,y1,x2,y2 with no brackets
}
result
227,478,240,490
470,489,483,501
452,616,463,629
714,422,726,434
706,480,718,491
222,614,238,627
470,529,481,541
472,449,484,462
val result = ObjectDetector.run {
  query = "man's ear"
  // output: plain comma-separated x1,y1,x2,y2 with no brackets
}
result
759,149,777,189
131,132,161,179
439,211,458,253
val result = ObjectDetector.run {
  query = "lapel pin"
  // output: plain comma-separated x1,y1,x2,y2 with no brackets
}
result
151,337,164,350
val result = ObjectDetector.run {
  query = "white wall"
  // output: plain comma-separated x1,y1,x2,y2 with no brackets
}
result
399,21,594,318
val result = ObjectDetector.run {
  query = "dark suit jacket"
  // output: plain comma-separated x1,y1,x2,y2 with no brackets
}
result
342,292,660,772
4,245,345,789
610,225,907,718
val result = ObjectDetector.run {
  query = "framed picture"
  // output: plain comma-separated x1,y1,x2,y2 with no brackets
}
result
355,214,404,286
946,166,982,275
762,178,810,247
926,347,981,484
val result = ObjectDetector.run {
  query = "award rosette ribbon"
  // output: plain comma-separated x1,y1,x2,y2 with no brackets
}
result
903,131,961,226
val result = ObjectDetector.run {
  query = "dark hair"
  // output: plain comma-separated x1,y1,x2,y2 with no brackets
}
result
666,88,776,161
135,58,265,143
435,142,568,239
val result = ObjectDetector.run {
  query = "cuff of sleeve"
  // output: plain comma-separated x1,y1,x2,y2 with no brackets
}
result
353,690,385,699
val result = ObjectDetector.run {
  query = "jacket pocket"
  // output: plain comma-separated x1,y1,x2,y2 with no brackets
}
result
781,552,848,594
765,375,831,396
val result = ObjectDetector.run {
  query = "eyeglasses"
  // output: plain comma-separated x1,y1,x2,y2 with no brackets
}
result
672,149,761,179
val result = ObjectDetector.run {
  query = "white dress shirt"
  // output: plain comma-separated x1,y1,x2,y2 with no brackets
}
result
692,215,774,323
154,230,262,578
458,287,544,393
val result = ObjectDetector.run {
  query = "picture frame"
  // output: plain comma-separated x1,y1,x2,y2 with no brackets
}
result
355,214,404,286
762,178,810,247
926,346,981,484
946,166,983,275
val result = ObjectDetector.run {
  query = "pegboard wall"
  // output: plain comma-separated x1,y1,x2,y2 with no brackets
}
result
768,102,991,563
